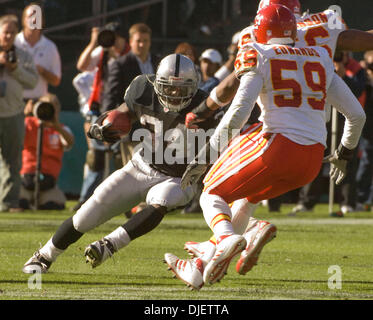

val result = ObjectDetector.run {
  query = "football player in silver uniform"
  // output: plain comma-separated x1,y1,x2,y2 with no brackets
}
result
22,54,220,273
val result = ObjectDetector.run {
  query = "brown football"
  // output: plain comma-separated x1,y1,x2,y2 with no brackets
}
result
102,110,132,137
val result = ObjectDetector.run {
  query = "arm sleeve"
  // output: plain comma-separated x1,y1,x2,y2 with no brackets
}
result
209,71,263,152
214,65,230,82
326,73,366,149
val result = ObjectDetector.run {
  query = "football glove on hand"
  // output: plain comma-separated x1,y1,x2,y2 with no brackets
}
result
87,111,119,143
185,100,216,129
181,142,212,190
323,152,347,185
181,162,209,190
323,144,354,185
185,112,199,129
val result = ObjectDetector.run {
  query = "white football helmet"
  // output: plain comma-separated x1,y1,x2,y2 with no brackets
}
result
154,54,199,112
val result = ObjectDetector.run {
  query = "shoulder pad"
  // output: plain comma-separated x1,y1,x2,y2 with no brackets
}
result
238,26,253,50
124,75,154,111
234,46,258,79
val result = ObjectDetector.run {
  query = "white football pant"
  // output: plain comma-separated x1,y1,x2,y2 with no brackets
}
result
73,151,198,233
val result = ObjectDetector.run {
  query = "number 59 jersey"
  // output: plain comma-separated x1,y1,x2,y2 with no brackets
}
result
234,42,335,147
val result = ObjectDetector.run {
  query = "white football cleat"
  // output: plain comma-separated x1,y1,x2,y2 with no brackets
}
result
236,220,277,275
184,240,214,258
164,253,204,290
84,238,116,268
203,234,246,285
22,250,52,274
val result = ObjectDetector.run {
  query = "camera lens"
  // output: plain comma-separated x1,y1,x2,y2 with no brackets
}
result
34,101,55,121
7,50,16,63
97,29,116,48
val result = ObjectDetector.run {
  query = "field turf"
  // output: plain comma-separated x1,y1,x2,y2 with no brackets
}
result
0,202,372,301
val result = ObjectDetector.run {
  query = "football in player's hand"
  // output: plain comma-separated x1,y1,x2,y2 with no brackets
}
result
102,110,132,138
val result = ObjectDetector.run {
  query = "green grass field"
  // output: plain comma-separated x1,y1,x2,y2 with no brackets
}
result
0,202,372,300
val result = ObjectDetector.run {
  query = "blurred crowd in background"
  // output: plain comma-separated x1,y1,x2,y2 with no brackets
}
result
1,0,373,215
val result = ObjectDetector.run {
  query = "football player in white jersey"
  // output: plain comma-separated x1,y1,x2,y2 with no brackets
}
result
164,4,365,290
179,0,373,284
188,0,373,129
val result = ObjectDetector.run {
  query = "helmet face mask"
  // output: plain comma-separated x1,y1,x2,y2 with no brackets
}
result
154,54,198,112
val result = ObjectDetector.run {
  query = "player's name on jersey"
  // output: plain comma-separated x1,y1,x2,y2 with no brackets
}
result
297,12,328,28
131,124,241,165
273,46,320,57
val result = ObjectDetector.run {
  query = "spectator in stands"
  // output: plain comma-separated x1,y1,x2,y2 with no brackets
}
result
76,22,129,113
198,48,223,93
356,50,373,211
175,42,198,63
199,42,238,93
0,14,38,212
332,51,366,214
73,22,129,212
20,93,74,210
15,3,61,103
103,23,160,110
174,42,201,78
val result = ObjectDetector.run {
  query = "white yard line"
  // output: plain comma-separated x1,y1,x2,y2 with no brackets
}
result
267,218,373,225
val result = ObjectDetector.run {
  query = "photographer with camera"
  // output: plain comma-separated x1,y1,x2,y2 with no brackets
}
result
73,21,129,211
76,22,129,115
15,3,61,102
0,14,38,212
20,93,74,210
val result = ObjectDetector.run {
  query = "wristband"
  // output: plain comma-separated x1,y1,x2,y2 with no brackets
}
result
192,100,215,119
336,143,354,161
209,87,227,107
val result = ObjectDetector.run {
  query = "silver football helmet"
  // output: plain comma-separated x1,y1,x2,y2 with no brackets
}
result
154,54,199,112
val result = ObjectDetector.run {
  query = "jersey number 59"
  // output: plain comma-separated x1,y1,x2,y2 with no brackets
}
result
270,59,327,111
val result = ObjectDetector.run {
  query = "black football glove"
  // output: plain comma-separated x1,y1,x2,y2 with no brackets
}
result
87,111,120,143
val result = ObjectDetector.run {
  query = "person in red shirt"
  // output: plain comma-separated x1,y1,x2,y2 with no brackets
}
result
20,93,74,209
